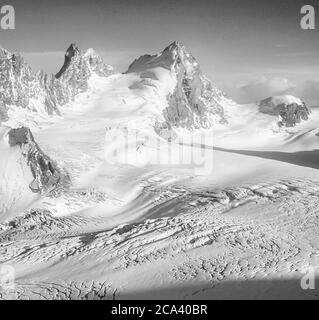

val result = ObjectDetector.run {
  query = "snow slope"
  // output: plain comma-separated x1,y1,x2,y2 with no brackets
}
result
0,127,37,221
0,43,319,300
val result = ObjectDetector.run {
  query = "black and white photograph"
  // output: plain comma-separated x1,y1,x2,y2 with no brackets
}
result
0,0,319,304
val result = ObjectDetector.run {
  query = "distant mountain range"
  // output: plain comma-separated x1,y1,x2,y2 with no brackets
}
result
0,41,312,132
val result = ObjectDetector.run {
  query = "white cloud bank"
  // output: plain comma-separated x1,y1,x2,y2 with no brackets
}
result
224,77,319,107
291,80,319,107
224,77,295,104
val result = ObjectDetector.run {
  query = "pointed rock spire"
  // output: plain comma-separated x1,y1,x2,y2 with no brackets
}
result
55,43,80,79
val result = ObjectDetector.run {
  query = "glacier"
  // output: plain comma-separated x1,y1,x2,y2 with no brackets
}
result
0,41,318,300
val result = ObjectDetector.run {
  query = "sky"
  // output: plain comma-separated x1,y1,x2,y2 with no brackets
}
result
1,0,319,104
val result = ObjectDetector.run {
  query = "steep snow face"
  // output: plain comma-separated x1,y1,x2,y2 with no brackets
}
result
126,41,230,130
0,127,70,221
0,45,114,127
258,95,311,127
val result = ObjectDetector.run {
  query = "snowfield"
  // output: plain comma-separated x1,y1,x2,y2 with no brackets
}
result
1,45,319,300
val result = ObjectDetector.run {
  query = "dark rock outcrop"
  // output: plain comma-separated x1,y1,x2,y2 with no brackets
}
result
55,45,114,97
8,127,70,194
258,95,311,127
153,121,177,142
55,43,79,79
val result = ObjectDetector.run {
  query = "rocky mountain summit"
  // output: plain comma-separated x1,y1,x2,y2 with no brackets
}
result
0,47,60,121
258,95,311,127
127,41,229,130
56,44,114,79
54,44,114,104
0,44,114,124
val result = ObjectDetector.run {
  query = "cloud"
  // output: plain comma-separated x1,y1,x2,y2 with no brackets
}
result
223,76,319,107
291,80,319,107
224,77,295,103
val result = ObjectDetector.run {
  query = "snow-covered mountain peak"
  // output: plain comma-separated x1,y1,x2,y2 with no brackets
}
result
163,42,228,129
55,43,114,80
163,40,182,51
84,47,115,76
84,47,97,57
0,45,114,127
261,95,303,106
162,40,198,69
126,40,197,73
0,46,54,125
126,41,229,130
258,94,311,127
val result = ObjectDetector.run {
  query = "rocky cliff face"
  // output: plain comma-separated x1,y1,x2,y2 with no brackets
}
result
55,44,114,104
0,48,60,122
126,41,228,130
0,44,114,124
258,95,311,127
163,41,228,129
8,127,70,194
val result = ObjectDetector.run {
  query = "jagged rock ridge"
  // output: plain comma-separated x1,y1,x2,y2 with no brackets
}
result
56,44,79,79
54,44,114,104
0,48,60,121
258,95,311,127
8,127,70,194
127,41,229,130
0,44,114,124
